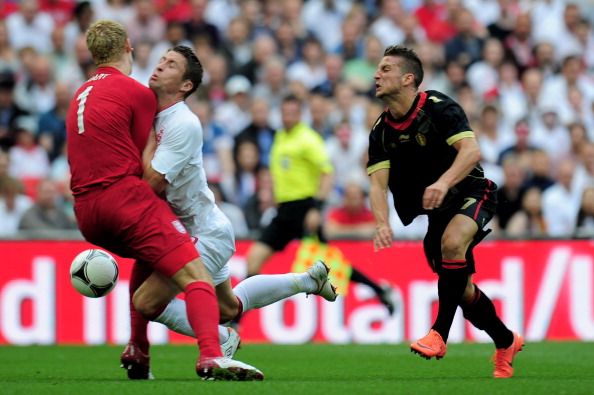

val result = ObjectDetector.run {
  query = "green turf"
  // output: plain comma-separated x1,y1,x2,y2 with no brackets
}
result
1,342,593,395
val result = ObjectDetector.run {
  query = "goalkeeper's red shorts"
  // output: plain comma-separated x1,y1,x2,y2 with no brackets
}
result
74,176,199,277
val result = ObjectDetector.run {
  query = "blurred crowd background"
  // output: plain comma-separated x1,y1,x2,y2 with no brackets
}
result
0,0,593,241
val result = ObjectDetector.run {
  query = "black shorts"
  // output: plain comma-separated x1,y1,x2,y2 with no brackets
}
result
259,198,325,251
423,179,497,274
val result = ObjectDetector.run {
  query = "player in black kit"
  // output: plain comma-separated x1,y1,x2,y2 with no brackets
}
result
367,45,523,378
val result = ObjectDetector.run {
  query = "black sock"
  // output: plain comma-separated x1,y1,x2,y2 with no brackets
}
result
461,285,514,349
431,262,468,342
350,267,383,295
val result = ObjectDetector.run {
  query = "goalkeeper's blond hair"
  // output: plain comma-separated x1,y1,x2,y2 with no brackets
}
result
86,20,127,66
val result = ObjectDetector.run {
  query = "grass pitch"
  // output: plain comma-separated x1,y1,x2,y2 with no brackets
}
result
1,342,592,395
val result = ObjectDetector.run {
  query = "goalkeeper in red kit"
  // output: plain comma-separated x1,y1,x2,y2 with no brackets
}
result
65,20,262,381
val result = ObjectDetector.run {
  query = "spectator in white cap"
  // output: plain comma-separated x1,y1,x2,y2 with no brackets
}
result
214,75,253,137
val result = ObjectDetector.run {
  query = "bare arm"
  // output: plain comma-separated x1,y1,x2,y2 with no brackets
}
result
316,172,333,201
422,137,481,210
369,168,393,250
304,172,334,234
142,130,168,195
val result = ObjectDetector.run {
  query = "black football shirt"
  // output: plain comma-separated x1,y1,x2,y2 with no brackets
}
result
367,90,488,225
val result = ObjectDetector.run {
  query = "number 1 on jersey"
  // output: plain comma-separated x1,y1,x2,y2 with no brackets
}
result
76,85,93,134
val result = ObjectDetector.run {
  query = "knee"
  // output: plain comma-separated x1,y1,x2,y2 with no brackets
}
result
461,282,476,305
132,290,162,319
441,233,467,259
247,243,271,276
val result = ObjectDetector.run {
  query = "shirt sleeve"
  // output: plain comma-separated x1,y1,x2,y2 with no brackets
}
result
152,118,201,183
430,97,474,146
308,132,333,174
129,83,157,153
366,114,390,175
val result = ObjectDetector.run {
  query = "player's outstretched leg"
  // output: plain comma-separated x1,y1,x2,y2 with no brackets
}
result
231,259,339,315
120,342,154,380
493,332,524,378
306,260,338,301
196,357,264,381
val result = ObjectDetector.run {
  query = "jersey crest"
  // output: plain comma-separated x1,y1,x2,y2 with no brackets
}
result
156,127,164,145
171,219,187,234
415,133,427,146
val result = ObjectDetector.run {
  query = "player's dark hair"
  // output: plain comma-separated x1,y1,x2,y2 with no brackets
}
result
74,1,92,19
561,54,580,68
282,93,302,107
171,45,203,99
383,45,424,88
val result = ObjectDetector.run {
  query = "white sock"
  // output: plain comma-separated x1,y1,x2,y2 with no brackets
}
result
154,298,194,337
218,325,230,343
233,273,316,312
154,298,229,343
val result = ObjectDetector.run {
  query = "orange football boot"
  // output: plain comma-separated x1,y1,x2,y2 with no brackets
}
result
410,329,447,360
493,332,524,378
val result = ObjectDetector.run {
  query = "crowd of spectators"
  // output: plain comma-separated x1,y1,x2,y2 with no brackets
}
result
0,0,593,240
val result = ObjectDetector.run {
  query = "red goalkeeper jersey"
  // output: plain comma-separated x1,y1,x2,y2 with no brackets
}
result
66,66,157,196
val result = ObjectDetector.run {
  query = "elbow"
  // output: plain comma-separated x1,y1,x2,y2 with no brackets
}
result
370,181,387,196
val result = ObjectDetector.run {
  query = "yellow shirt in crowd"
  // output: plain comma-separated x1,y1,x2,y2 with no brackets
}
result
269,122,333,204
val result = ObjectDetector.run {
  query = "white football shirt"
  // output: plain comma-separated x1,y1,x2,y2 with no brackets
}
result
151,101,234,281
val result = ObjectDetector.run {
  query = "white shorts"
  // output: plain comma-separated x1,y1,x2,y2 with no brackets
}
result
192,212,235,286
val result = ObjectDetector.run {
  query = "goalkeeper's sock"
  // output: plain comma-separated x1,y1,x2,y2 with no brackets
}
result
185,281,222,361
461,285,514,349
233,274,304,312
431,261,468,342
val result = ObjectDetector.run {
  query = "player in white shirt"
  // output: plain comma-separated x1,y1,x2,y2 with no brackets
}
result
121,46,338,380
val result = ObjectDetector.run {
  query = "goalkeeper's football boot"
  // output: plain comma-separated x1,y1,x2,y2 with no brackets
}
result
120,342,154,380
196,357,264,381
220,327,241,358
306,260,338,302
493,332,524,378
410,329,447,359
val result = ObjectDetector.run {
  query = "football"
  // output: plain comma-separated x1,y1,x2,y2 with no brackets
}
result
70,249,119,298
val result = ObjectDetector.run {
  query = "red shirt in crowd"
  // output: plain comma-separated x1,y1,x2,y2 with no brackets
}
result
327,206,376,227
415,2,457,43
